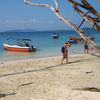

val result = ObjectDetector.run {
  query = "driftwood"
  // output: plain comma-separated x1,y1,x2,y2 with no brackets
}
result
24,0,99,50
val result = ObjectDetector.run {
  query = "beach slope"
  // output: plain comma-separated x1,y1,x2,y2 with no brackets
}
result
0,54,100,100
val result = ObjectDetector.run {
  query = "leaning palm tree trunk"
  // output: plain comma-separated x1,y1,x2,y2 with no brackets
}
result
24,0,99,50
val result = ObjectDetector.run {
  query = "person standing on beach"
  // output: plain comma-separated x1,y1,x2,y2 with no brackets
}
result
61,42,70,64
84,41,89,54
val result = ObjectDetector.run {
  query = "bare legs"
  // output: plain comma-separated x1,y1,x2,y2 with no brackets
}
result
61,53,68,64
84,49,89,54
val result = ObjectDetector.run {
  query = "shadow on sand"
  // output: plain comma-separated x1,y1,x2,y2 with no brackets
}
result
73,87,100,92
0,60,81,78
0,92,16,98
90,53,100,58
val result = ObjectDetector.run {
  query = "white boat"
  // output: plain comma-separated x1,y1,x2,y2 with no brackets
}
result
52,34,59,39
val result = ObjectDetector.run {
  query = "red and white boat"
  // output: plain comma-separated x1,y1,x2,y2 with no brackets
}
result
69,36,94,41
3,43,36,52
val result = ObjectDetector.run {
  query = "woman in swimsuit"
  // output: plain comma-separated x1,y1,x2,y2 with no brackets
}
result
61,42,70,64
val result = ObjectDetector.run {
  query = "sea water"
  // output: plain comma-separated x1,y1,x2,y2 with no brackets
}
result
0,28,100,61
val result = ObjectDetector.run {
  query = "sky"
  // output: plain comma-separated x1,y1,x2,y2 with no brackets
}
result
0,0,100,32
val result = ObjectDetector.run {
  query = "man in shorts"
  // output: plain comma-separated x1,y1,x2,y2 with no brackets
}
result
84,41,89,54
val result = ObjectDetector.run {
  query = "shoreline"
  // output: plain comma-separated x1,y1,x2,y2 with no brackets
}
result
0,53,100,100
0,53,88,66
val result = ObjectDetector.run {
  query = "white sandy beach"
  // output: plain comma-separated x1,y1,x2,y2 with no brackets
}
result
0,53,100,100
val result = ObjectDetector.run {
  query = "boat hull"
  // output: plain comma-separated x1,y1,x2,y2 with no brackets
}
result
69,36,94,41
3,43,30,52
52,34,59,39
68,40,77,44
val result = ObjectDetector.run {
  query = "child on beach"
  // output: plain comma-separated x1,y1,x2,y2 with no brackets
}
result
61,42,70,64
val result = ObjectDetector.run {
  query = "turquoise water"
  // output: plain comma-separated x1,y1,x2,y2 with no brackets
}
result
0,29,100,61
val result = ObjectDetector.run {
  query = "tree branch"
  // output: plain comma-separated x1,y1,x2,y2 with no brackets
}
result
68,0,100,31
24,0,50,7
81,0,100,18
24,0,98,49
53,0,59,11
